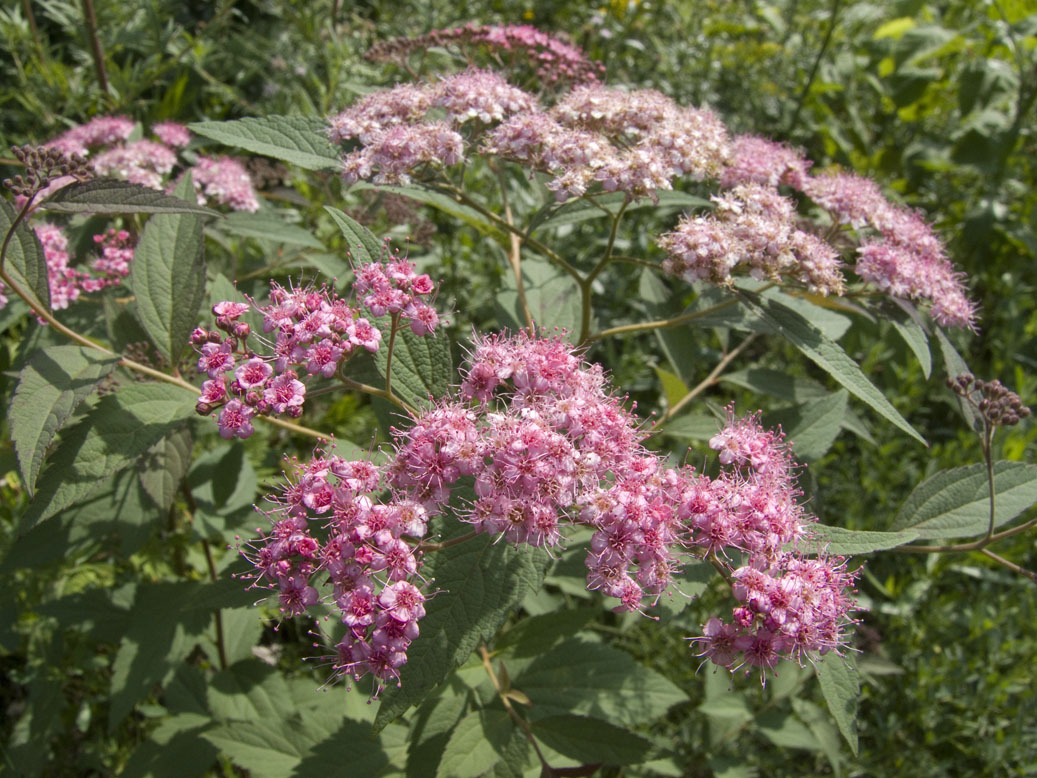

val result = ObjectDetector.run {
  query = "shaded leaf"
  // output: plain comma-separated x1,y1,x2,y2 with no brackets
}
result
515,639,687,727
40,179,219,216
497,257,581,339
885,300,932,379
20,382,196,527
1,197,50,311
138,425,192,510
373,519,550,729
10,344,119,494
530,715,653,766
351,182,506,242
768,390,848,462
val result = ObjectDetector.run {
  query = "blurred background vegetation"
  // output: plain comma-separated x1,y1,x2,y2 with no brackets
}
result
1,0,1035,775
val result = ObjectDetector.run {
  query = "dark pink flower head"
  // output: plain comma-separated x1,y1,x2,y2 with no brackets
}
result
197,341,236,378
378,581,426,622
235,357,273,389
217,399,255,439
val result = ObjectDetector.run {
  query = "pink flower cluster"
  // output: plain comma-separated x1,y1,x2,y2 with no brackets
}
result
659,184,845,295
0,222,136,315
240,448,430,691
329,73,730,201
486,86,730,201
719,134,976,328
190,156,261,212
243,333,857,689
194,258,441,438
45,117,261,212
365,23,603,86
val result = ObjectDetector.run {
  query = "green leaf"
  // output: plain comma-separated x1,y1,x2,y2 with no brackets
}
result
351,182,506,242
814,654,859,756
891,461,1037,539
737,291,926,445
202,720,314,778
208,660,294,722
497,257,581,339
138,424,192,510
756,710,821,751
324,206,383,264
21,382,196,527
769,390,848,462
208,273,263,352
885,300,931,379
291,718,399,778
373,323,452,410
188,443,259,518
1,197,50,311
109,582,213,729
661,413,718,441
220,211,325,248
373,520,550,730
530,715,653,766
10,344,120,494
655,366,689,409
934,327,983,432
531,190,710,233
515,639,688,727
130,173,206,364
810,525,919,554
40,179,219,216
189,116,341,171
435,709,512,778
494,608,598,658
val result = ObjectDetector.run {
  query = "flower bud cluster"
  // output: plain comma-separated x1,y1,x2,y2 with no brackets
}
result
364,23,603,86
659,184,845,295
948,374,1031,428
240,448,430,692
5,144,90,198
194,257,441,437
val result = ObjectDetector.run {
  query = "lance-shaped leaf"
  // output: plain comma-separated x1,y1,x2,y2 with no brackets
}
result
884,299,932,379
39,179,219,216
891,461,1037,539
324,206,382,264
934,327,983,432
189,116,341,171
497,257,581,340
21,382,197,527
373,519,550,730
814,654,859,755
767,390,848,462
11,344,120,494
529,189,711,234
737,291,926,445
0,198,50,311
374,323,452,410
130,174,206,364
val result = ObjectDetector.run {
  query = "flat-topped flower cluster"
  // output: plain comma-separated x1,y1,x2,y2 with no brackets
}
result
0,119,262,316
365,23,604,86
243,331,859,691
328,59,976,329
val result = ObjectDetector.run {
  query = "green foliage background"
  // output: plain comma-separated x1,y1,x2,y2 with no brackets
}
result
1,0,1035,775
